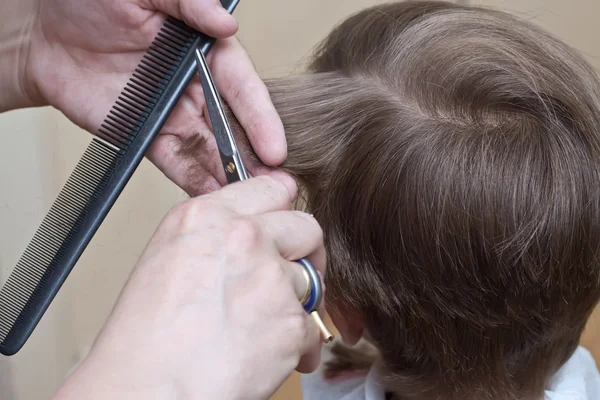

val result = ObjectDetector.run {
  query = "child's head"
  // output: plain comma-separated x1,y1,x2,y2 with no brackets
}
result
238,1,600,398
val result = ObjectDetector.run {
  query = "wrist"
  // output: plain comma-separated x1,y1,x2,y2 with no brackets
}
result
52,345,183,400
0,0,40,112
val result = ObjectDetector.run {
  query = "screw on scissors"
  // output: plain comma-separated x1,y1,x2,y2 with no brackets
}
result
194,48,333,343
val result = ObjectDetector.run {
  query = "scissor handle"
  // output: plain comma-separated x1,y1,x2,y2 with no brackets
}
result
194,42,332,342
296,258,322,313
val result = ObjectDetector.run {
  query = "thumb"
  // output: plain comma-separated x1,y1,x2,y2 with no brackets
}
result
147,0,238,38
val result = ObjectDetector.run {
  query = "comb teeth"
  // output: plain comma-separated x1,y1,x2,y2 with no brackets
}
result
96,18,197,149
0,15,206,353
0,140,118,341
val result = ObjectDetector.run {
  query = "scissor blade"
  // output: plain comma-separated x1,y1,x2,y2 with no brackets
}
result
194,47,248,183
195,48,235,157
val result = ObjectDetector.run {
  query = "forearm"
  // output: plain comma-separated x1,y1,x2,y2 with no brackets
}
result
0,0,38,112
51,351,181,400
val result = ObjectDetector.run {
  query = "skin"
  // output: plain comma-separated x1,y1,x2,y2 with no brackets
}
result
52,174,327,400
1,0,285,195
0,0,330,398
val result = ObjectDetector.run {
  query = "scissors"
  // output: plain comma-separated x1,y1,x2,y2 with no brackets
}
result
194,48,333,343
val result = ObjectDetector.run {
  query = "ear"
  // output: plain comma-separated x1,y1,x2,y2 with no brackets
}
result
328,305,364,346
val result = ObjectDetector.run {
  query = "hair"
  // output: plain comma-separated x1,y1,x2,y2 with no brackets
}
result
229,1,600,399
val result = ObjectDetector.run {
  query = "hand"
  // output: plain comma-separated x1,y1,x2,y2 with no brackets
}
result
52,173,326,400
24,0,285,195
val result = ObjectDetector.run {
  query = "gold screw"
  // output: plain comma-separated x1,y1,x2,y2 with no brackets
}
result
226,162,236,174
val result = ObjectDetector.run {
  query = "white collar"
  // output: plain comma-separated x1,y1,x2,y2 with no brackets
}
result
545,346,600,399
302,346,600,400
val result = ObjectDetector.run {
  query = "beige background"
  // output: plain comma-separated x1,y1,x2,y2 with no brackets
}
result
0,1,599,399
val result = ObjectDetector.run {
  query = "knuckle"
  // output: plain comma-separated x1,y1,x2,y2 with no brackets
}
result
167,199,197,224
253,175,291,202
225,218,262,253
167,198,225,232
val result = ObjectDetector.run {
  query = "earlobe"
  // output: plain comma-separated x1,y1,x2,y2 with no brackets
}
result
328,306,364,346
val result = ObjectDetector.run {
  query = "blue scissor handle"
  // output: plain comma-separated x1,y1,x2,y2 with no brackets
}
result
296,258,322,313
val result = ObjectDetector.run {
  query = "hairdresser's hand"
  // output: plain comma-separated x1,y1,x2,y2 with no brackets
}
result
17,0,286,194
52,174,326,400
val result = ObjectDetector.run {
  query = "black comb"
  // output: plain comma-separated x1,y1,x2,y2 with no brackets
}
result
0,0,240,356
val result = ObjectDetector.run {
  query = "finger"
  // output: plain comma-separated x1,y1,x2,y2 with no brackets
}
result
210,37,287,167
147,89,225,196
202,173,297,216
253,211,326,277
256,210,328,337
296,314,323,373
146,0,238,38
149,134,224,196
275,261,324,374
278,260,312,308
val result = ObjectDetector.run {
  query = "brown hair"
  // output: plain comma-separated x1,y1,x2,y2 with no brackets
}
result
231,1,600,399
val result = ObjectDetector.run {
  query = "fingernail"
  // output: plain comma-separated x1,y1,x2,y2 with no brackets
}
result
293,211,319,227
269,170,297,199
297,211,317,221
216,4,235,20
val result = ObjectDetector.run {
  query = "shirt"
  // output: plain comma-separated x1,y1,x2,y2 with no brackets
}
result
302,346,600,400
